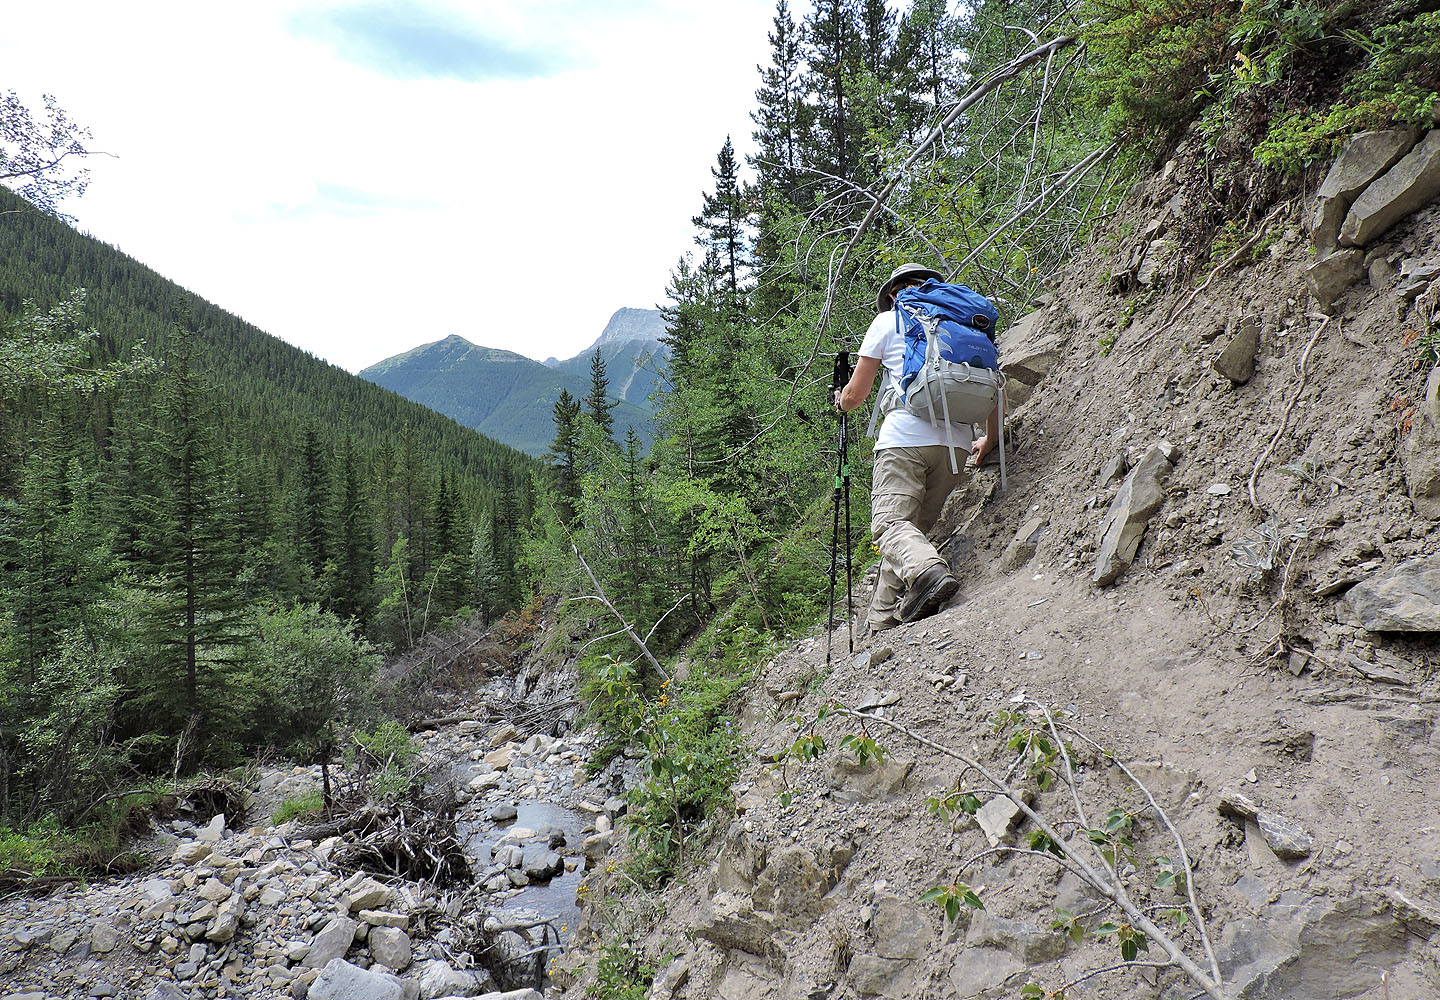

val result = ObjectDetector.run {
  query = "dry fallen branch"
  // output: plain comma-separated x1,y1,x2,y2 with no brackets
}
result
831,702,1225,1000
1248,316,1332,514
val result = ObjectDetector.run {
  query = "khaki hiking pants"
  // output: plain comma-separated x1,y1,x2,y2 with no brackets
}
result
868,445,969,626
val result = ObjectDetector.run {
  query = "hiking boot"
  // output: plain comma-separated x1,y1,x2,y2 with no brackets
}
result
898,565,959,623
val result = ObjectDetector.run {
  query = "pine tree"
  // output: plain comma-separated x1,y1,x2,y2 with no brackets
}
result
587,350,617,444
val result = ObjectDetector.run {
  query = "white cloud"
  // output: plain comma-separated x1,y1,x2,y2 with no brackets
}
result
2,0,777,371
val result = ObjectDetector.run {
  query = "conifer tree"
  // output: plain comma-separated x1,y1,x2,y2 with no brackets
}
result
297,428,331,585
128,332,248,730
692,138,751,318
548,389,582,525
806,0,862,188
587,350,617,444
331,437,376,626
751,1,811,203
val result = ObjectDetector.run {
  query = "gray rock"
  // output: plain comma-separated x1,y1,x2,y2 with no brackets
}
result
826,756,914,804
1341,554,1440,632
90,921,121,953
1099,454,1128,485
976,794,1028,847
694,891,780,956
487,803,518,823
1402,366,1440,519
854,688,901,712
751,845,840,919
603,795,628,819
196,813,226,842
848,954,912,997
871,894,934,960
367,925,412,971
521,848,564,882
581,832,613,860
1311,129,1420,252
967,910,1067,963
1304,247,1366,313
473,991,542,1000
358,909,408,929
648,955,692,998
345,879,395,912
1093,442,1174,585
999,517,1048,572
309,958,404,1000
1213,315,1260,384
1256,812,1313,859
206,897,244,943
1342,130,1440,246
89,983,118,998
147,984,189,1000
172,840,213,865
416,959,488,999
948,946,1024,995
997,309,1060,385
852,645,894,670
302,915,359,968
1136,237,1173,287
1218,891,1411,998
1218,788,1262,821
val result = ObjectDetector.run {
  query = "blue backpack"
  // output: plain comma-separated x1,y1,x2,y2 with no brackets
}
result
869,280,1008,485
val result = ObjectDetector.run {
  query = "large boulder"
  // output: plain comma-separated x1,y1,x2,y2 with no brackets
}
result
1093,442,1176,585
1340,555,1440,632
302,915,359,968
308,958,404,1000
1311,129,1420,253
1341,130,1440,247
1401,366,1440,518
1304,248,1366,313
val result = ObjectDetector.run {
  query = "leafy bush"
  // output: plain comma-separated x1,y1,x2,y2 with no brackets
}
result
1079,0,1440,171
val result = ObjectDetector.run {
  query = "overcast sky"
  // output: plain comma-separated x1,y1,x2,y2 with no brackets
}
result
3,0,777,372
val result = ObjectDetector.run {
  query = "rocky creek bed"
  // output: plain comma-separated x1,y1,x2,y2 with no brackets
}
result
0,671,610,1000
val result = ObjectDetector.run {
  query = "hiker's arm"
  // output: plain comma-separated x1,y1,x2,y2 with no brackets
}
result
971,403,1002,462
835,355,883,413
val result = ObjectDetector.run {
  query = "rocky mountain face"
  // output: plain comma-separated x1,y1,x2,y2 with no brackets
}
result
360,313,663,455
544,307,668,409
550,133,1440,999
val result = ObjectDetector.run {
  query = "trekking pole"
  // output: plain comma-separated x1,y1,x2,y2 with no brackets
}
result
827,351,853,665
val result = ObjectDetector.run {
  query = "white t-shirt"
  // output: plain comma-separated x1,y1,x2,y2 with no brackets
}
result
858,309,976,452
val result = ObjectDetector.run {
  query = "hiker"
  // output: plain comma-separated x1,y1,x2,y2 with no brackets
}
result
834,263,1000,631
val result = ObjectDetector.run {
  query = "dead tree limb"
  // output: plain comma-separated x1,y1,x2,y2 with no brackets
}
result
569,545,670,682
834,704,1226,1000
1248,315,1332,514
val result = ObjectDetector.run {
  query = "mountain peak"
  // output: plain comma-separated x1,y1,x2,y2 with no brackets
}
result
594,308,666,349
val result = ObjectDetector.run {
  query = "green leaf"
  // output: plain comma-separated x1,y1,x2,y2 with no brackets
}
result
959,793,983,814
1121,938,1138,961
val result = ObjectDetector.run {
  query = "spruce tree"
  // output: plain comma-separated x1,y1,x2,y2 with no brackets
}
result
548,389,582,525
586,350,617,444
806,0,862,188
331,437,376,626
751,1,811,203
297,428,331,583
692,138,751,318
127,331,248,732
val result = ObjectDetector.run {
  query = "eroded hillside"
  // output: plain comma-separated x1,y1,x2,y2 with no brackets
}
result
557,132,1440,1000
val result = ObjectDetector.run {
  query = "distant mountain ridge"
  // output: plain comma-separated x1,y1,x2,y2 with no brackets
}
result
361,309,667,455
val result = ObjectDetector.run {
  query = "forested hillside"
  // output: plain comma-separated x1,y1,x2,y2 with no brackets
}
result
0,185,540,829
361,333,654,455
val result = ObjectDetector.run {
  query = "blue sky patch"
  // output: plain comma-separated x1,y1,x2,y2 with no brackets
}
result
292,3,564,82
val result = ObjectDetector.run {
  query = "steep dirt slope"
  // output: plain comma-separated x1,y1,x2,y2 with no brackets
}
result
561,141,1440,1000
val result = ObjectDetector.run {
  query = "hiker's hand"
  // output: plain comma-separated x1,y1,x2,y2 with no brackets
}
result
971,435,995,464
833,389,844,414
